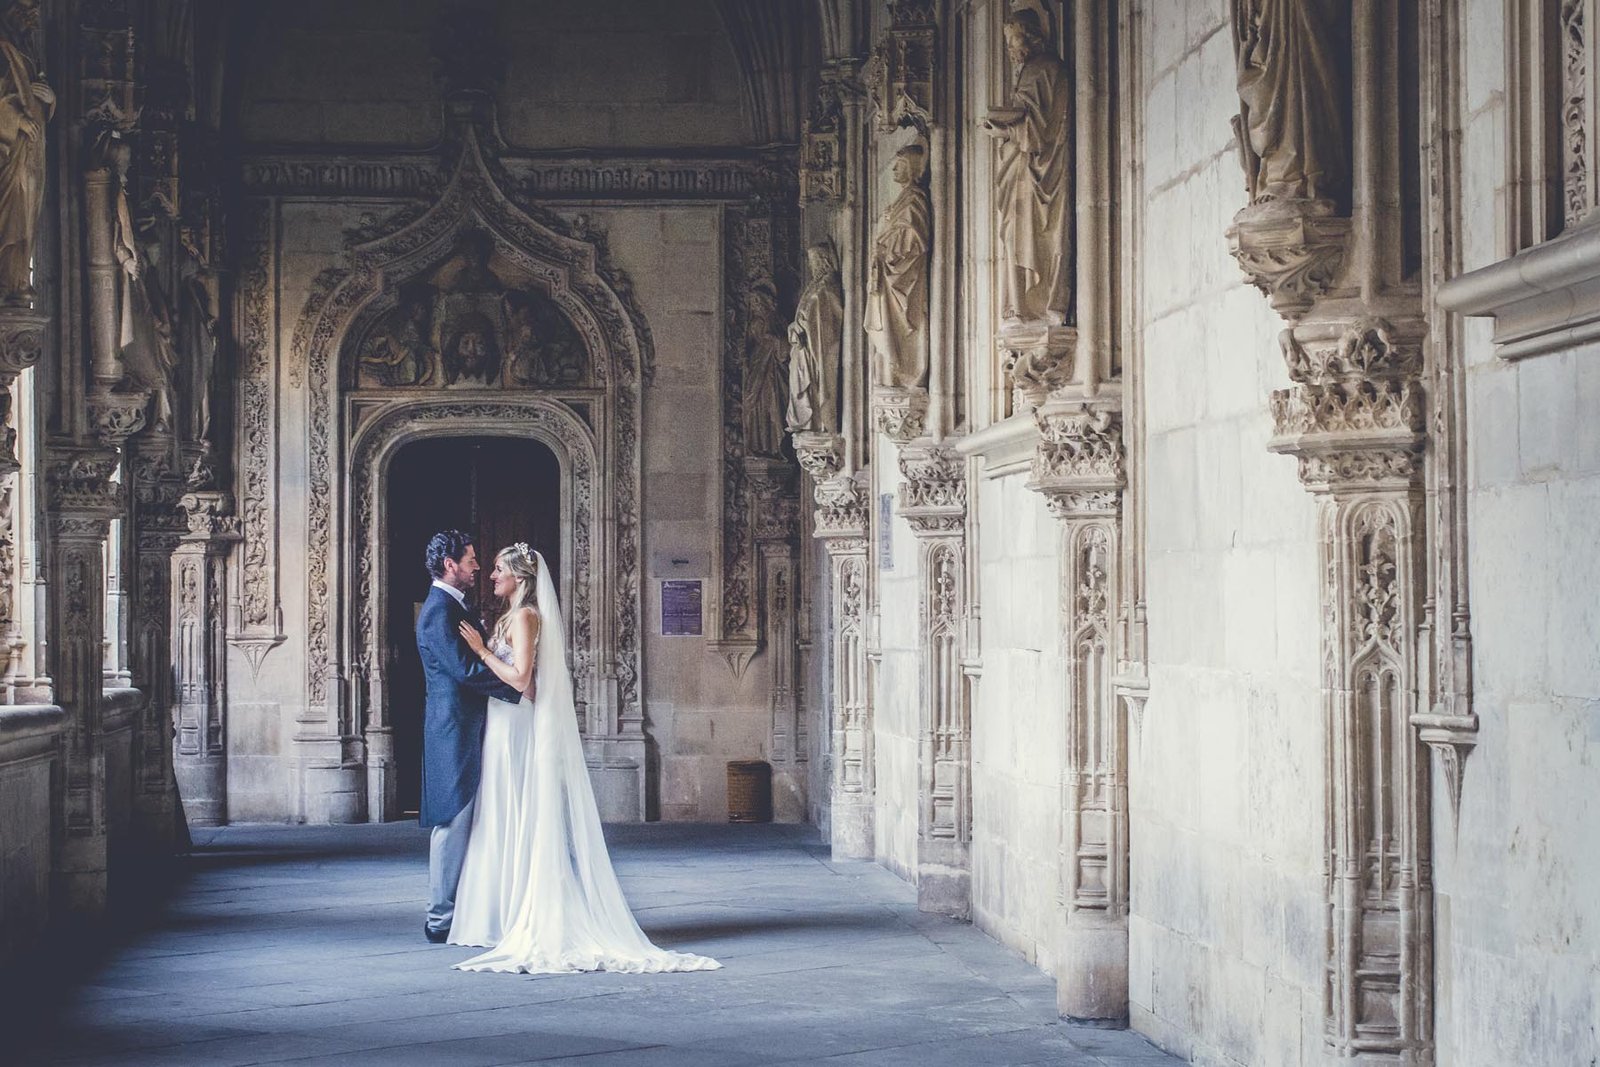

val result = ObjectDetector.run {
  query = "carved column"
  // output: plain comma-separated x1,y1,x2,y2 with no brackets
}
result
748,457,805,818
797,434,875,859
43,444,124,912
1025,392,1129,1024
897,443,969,917
0,317,45,684
1227,3,1442,1060
170,491,239,827
126,438,186,848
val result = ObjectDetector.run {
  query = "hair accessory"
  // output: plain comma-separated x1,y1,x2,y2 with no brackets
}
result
513,541,531,558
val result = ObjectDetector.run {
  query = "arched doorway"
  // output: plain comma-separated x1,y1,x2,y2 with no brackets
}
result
383,436,561,816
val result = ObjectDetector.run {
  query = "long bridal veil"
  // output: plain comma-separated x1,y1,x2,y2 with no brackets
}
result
452,551,719,974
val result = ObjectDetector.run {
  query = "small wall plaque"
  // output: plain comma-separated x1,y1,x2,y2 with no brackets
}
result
878,492,894,572
660,579,703,636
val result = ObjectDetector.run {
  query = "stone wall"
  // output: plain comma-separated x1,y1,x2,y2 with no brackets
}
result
1127,7,1329,1062
0,706,63,968
1437,2,1600,1060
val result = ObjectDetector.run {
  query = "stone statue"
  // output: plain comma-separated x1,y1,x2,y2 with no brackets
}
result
121,228,179,433
743,284,788,458
0,0,51,306
1231,0,1348,205
865,145,931,391
786,241,843,434
982,10,1071,325
177,225,220,441
357,284,434,388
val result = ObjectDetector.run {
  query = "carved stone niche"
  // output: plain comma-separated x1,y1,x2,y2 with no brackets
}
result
864,0,937,133
1000,322,1080,413
872,386,929,444
1226,199,1352,321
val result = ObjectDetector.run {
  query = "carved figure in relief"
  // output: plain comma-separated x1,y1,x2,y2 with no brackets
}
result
1231,0,1348,205
982,10,1072,325
177,224,220,441
743,284,788,458
787,242,844,434
503,289,588,388
432,232,505,387
865,145,931,390
0,0,52,306
110,156,178,432
357,283,435,388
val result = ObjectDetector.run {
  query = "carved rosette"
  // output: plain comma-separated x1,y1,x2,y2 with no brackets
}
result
1226,199,1352,321
873,387,929,444
865,0,937,132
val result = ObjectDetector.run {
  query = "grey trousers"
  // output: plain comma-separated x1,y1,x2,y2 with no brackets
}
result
426,796,476,932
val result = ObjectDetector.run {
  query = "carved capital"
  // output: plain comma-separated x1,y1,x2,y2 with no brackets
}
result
814,470,869,549
1226,198,1351,321
45,445,122,521
745,456,800,543
1027,400,1124,519
873,387,928,443
178,491,242,541
1268,318,1427,493
865,0,937,132
898,444,965,535
0,305,47,376
793,431,844,481
1000,323,1080,412
87,391,150,448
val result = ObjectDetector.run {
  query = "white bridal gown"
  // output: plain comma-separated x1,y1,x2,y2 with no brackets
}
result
447,552,719,975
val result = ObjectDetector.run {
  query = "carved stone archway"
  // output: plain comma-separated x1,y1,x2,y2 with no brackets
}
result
288,133,649,822
348,395,630,822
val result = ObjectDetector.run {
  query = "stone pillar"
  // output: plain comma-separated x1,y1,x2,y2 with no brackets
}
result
0,312,45,685
747,456,805,819
126,437,186,849
1024,386,1130,1025
43,443,124,913
897,442,970,918
797,433,875,860
170,491,239,827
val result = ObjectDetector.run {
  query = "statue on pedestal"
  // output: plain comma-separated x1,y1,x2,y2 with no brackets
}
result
743,284,788,458
787,242,843,435
866,145,931,391
0,0,52,307
982,10,1071,325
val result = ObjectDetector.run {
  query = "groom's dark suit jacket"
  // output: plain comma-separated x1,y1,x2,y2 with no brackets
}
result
415,584,522,828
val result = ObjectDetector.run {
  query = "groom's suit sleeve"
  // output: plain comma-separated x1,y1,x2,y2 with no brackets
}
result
423,603,522,704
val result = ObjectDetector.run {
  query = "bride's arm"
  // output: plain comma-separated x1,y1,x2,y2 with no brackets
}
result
457,608,539,696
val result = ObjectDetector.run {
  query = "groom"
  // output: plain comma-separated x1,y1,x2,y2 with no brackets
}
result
416,529,521,943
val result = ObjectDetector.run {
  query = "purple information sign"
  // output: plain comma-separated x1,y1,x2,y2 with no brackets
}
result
661,579,703,636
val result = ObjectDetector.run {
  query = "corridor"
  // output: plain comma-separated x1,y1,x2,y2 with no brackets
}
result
11,824,1182,1066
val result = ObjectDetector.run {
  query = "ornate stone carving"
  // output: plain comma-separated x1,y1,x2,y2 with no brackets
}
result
801,69,849,203
897,444,966,535
0,0,52,307
982,9,1071,325
743,284,789,459
828,549,873,858
1564,0,1590,228
864,0,937,133
171,489,239,827
46,447,122,517
0,304,45,475
787,242,843,435
1000,322,1079,411
872,386,928,443
1029,401,1124,520
1226,199,1352,320
87,391,150,448
867,146,931,392
296,135,649,788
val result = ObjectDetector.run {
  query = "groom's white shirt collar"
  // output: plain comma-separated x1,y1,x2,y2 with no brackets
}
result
431,579,467,608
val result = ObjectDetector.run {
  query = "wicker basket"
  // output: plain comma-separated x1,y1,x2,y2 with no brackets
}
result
726,760,773,823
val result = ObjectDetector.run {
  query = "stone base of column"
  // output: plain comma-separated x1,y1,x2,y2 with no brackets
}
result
59,833,109,914
1056,914,1130,1024
830,790,875,861
917,837,971,918
771,764,808,823
175,754,226,827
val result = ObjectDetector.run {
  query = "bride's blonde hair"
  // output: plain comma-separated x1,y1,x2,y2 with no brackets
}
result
490,542,539,647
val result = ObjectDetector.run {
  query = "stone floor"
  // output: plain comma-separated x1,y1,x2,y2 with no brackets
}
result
11,822,1184,1066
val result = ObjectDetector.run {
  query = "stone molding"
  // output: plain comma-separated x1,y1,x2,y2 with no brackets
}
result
1437,213,1600,360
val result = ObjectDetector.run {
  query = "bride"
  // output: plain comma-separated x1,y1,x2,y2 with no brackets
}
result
449,542,720,975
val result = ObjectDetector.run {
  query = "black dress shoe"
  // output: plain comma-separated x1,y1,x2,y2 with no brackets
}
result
424,922,450,944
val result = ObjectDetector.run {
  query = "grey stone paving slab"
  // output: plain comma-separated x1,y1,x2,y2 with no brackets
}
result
12,822,1186,1066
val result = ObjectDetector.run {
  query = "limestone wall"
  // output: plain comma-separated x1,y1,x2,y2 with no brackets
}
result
1437,4,1600,1060
1127,5,1327,1062
873,444,920,881
0,706,63,968
235,0,749,150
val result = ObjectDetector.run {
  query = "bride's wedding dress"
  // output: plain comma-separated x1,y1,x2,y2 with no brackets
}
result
447,551,719,975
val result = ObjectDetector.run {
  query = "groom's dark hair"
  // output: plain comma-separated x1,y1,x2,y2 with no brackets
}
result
425,529,474,579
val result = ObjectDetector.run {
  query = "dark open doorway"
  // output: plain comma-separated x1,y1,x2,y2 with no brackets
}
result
384,437,562,817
